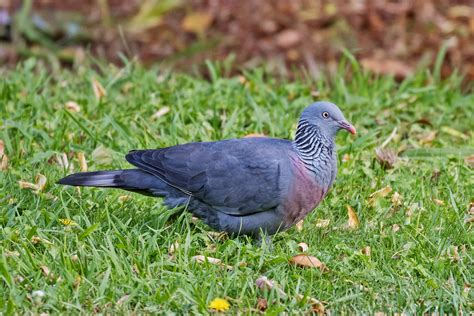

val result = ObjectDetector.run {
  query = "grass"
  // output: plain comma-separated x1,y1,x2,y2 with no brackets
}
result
0,58,473,314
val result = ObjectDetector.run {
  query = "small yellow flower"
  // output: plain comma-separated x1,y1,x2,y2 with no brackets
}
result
59,218,77,226
208,298,230,312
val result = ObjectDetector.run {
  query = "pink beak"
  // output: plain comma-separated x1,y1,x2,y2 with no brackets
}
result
339,120,357,135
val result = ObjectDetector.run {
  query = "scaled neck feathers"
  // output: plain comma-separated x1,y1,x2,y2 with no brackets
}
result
292,119,336,176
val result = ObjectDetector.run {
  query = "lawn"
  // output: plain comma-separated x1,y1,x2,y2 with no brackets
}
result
0,58,473,314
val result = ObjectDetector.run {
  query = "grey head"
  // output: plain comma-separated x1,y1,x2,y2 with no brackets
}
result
299,101,356,139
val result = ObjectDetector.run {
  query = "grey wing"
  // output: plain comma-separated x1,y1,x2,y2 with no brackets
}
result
125,140,286,215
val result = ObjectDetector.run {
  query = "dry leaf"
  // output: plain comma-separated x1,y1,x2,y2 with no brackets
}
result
40,265,51,278
297,242,309,252
315,218,330,228
77,152,88,172
19,181,38,190
244,133,266,138
151,106,170,119
56,153,69,170
191,216,199,224
391,192,402,207
361,58,413,79
35,174,47,192
447,246,461,262
289,254,327,271
346,205,360,229
92,78,107,100
192,255,233,270
182,12,213,34
255,276,287,297
65,101,81,112
392,224,401,232
168,241,180,255
361,246,371,257
441,126,469,140
73,275,81,288
375,147,398,169
116,294,130,306
308,297,325,314
118,195,131,203
465,155,474,168
0,153,8,171
369,186,393,206
370,186,393,198
419,130,437,145
0,140,7,171
71,254,79,262
275,29,301,48
342,154,350,162
31,236,52,245
433,198,445,206
92,146,113,165
256,298,268,311
295,220,304,232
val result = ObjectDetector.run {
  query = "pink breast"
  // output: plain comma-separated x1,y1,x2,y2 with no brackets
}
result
283,156,326,226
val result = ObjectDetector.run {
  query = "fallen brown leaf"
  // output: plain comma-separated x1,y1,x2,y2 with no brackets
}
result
375,147,398,169
0,153,7,171
77,152,88,172
433,198,445,206
256,298,268,312
297,242,309,252
295,220,304,232
369,186,393,206
182,11,213,34
391,192,402,207
65,101,81,112
418,130,437,145
168,241,180,255
151,106,170,119
361,246,371,257
342,154,350,162
315,218,330,228
392,224,401,232
40,265,51,277
465,155,474,168
116,294,130,306
346,205,360,230
92,78,107,100
55,153,69,170
289,254,327,271
35,174,47,192
361,57,413,79
192,255,233,270
244,133,266,138
275,29,301,48
18,181,38,190
0,139,4,156
118,195,131,203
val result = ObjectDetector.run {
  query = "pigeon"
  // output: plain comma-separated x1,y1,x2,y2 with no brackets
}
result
58,101,355,237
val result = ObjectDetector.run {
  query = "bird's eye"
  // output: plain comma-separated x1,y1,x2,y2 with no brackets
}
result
322,111,329,119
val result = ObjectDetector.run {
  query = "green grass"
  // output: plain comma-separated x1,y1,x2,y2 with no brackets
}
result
1,58,473,314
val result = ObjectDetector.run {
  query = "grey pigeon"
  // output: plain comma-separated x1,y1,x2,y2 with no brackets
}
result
58,101,356,237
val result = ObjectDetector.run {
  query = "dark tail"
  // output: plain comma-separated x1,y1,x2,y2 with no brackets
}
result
57,169,158,192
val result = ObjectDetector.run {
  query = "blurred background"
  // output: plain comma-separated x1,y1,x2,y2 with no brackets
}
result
0,0,473,81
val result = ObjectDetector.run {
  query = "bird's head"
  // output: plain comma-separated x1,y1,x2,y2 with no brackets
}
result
300,101,356,138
